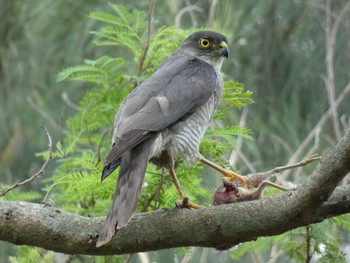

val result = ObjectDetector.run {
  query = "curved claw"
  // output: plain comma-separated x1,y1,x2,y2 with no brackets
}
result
175,197,205,209
223,172,248,189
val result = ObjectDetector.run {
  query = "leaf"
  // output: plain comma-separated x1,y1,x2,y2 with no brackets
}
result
222,81,254,108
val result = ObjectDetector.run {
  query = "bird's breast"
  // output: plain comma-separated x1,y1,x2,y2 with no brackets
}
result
149,93,219,166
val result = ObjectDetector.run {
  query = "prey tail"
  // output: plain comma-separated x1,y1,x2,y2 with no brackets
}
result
96,137,155,247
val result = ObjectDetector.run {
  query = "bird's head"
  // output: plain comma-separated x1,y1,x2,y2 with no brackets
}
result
179,31,229,71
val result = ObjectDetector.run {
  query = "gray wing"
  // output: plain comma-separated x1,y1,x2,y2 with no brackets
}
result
105,54,217,165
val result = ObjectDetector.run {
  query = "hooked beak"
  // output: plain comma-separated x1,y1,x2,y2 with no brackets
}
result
219,41,229,58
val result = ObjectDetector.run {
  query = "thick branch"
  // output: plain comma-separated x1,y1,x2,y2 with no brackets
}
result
1,130,349,255
0,186,349,255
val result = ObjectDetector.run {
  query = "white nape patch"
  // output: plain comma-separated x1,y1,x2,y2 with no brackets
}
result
156,96,170,115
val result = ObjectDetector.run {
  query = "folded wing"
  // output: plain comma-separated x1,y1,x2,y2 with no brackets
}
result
104,55,218,170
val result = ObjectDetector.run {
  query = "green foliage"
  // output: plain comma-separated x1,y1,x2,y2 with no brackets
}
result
281,223,347,262
330,214,350,231
90,4,146,54
94,255,129,263
0,188,41,202
57,57,126,87
200,125,252,169
230,222,348,262
9,246,55,263
222,81,253,109
317,239,347,263
230,234,287,260
10,246,128,263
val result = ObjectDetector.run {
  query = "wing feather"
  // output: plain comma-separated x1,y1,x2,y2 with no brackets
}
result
105,54,217,165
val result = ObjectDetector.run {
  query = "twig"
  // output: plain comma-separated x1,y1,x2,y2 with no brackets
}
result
305,226,312,263
282,81,350,178
207,0,218,28
141,168,166,212
27,96,68,135
229,106,249,166
234,148,257,174
61,92,79,111
181,247,195,263
137,252,150,263
340,114,350,131
281,1,350,178
251,253,263,263
199,248,209,263
0,126,53,196
324,0,350,141
138,0,156,74
306,1,337,20
153,168,166,210
271,133,294,155
174,4,203,28
267,244,283,263
126,254,133,263
185,0,199,28
294,127,320,178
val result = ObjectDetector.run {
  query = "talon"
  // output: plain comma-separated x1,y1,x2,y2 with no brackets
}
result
175,200,182,208
236,175,248,188
176,197,189,208
175,197,204,209
223,176,232,184
223,178,236,187
223,172,248,189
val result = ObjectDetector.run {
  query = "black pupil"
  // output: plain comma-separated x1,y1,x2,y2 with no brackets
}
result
202,39,209,46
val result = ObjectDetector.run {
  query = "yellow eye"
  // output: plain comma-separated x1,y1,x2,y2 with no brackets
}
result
198,37,211,48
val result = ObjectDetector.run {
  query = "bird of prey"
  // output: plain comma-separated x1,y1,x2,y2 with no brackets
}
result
96,30,247,247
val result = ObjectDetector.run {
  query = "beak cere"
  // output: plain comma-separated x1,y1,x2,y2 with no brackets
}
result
219,41,229,58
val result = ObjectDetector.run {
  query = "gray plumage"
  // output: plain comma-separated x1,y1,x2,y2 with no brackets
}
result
96,31,228,247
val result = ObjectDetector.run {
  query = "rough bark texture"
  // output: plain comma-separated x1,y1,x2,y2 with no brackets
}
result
1,131,350,255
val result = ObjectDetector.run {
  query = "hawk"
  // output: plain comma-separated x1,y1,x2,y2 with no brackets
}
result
96,31,247,247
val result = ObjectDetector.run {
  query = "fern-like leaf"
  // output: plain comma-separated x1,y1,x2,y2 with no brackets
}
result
223,81,254,108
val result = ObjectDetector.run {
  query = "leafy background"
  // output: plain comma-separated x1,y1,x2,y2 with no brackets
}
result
1,0,349,262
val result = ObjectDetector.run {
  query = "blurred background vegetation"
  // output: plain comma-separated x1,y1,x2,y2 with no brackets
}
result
1,0,349,262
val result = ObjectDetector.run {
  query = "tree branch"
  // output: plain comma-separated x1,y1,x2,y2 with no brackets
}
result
0,126,53,196
1,130,349,255
281,81,350,179
138,0,156,74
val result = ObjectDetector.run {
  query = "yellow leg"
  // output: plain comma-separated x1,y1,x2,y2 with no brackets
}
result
199,155,248,188
169,166,204,209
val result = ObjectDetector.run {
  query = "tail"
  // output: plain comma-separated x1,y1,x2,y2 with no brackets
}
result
96,137,155,247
